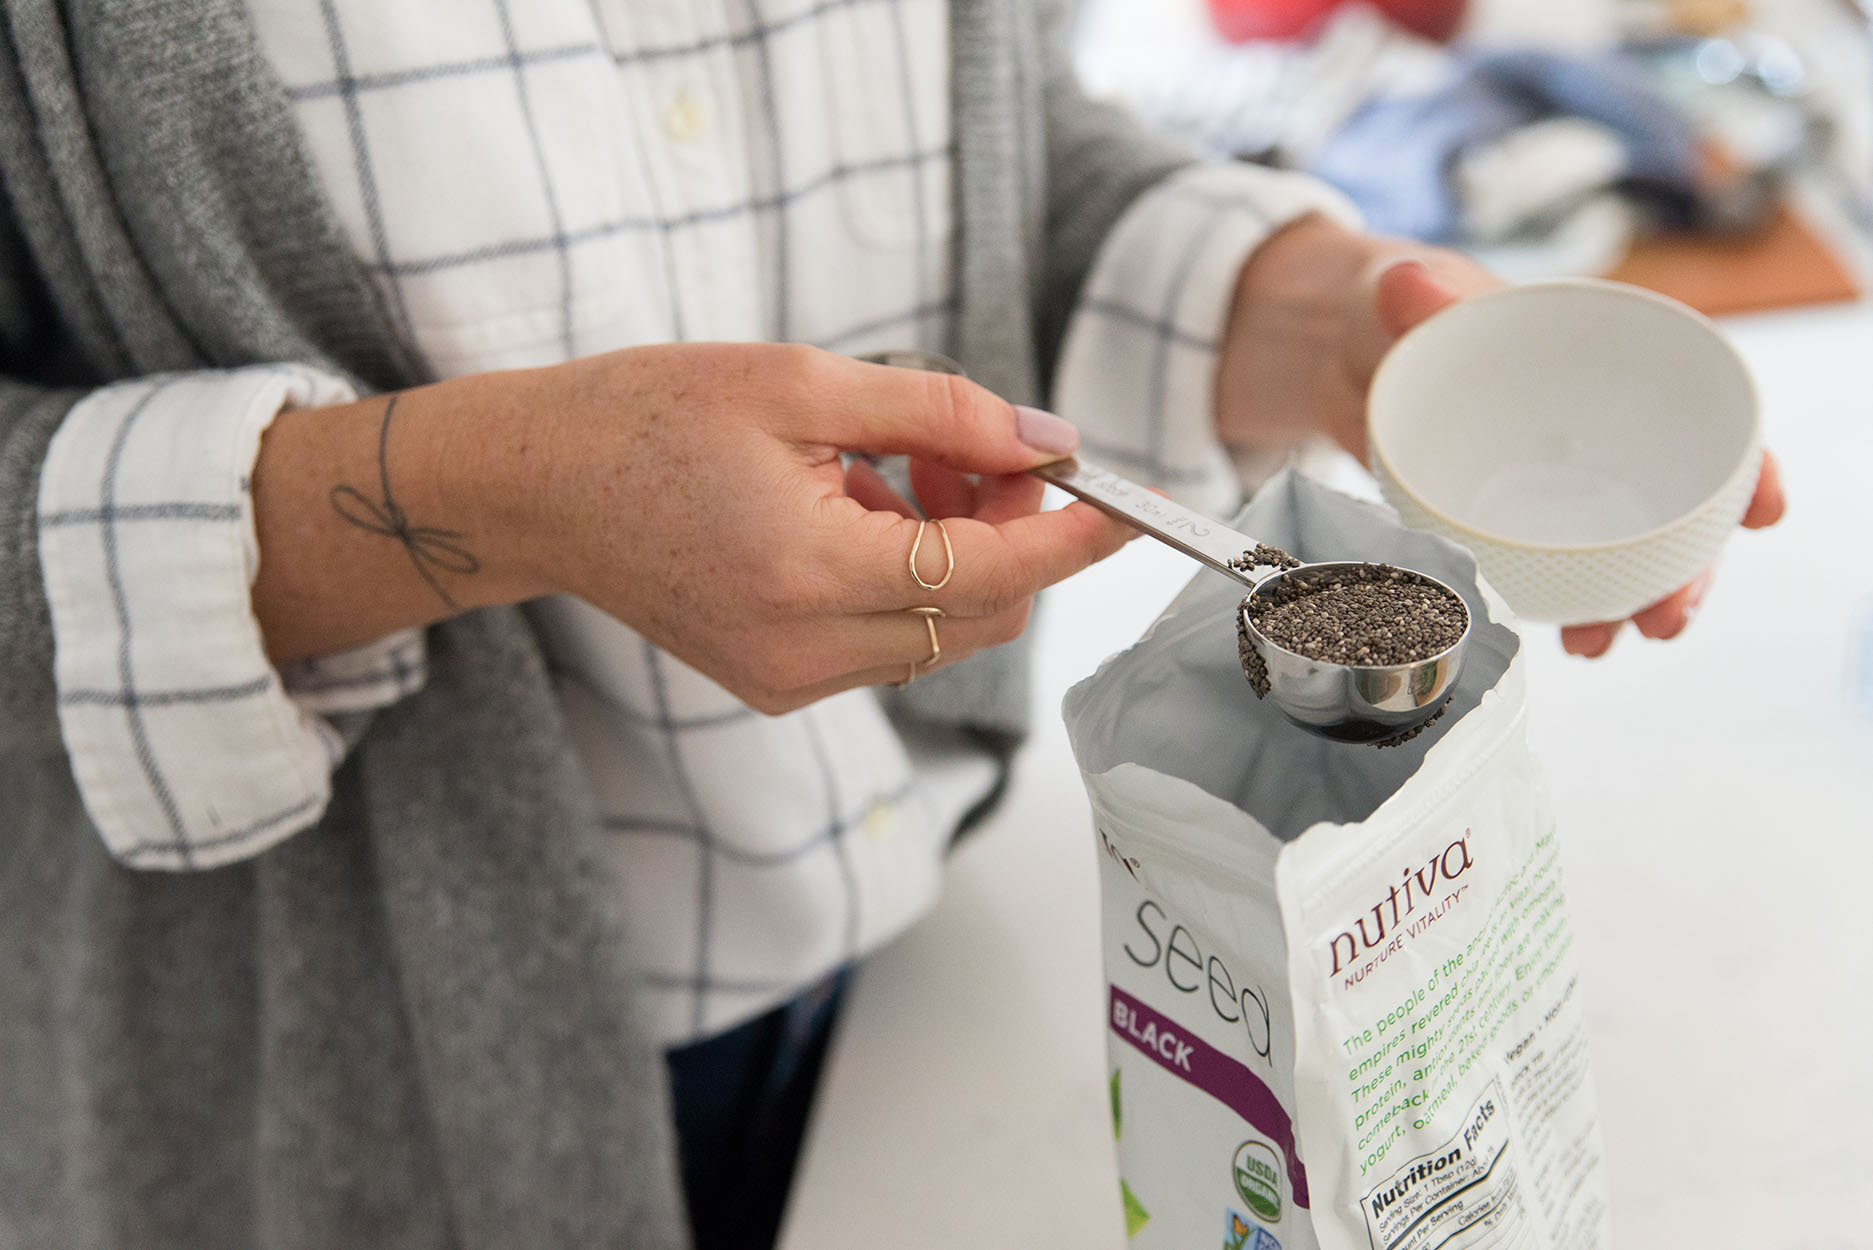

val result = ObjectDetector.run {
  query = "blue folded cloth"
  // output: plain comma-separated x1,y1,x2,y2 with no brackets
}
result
1309,49,1702,241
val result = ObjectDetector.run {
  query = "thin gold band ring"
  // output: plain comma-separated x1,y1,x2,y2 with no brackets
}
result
908,518,955,591
889,606,946,687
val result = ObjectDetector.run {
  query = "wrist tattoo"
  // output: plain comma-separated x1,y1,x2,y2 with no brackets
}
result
329,395,481,611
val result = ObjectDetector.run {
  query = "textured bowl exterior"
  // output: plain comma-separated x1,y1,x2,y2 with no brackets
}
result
1372,437,1761,624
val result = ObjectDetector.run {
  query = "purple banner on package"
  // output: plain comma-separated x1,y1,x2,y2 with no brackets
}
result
1110,984,1310,1209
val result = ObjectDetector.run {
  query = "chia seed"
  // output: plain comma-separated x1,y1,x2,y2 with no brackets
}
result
1371,696,1453,748
1228,544,1302,576
1237,614,1272,699
1245,562,1468,667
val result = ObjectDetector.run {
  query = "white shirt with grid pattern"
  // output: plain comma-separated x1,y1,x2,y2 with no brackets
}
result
35,0,1358,1043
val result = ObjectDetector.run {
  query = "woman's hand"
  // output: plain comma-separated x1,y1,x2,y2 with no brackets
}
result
253,343,1130,712
1214,214,1498,459
1214,213,1786,656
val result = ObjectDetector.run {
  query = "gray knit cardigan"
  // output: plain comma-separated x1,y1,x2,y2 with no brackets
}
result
0,1,1188,1245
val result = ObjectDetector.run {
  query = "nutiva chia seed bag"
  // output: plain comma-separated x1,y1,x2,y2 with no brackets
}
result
1064,471,1608,1250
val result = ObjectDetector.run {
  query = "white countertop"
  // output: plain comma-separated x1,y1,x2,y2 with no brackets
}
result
779,299,1873,1250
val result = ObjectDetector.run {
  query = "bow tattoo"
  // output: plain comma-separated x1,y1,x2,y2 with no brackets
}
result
329,395,481,611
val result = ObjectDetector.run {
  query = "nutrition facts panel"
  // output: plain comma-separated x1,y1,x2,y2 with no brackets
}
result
1362,1084,1525,1250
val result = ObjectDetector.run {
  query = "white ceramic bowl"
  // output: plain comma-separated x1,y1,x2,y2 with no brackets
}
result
1367,278,1762,625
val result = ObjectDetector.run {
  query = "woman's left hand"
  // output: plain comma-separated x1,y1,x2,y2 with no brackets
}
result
1215,213,1787,658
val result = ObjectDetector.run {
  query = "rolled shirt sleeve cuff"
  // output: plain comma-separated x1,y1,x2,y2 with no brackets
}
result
1051,162,1362,518
37,366,422,870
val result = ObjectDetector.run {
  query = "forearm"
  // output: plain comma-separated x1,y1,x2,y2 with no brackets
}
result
263,339,1132,718
252,370,554,663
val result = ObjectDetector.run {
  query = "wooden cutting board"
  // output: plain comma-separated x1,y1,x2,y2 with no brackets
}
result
1602,197,1862,316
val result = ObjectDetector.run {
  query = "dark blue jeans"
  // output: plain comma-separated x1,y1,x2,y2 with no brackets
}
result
665,971,849,1250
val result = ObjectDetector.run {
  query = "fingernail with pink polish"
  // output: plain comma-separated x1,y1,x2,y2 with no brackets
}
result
1379,258,1432,281
1015,405,1079,456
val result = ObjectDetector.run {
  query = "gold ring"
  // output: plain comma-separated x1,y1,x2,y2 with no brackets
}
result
906,605,945,669
888,605,946,688
908,518,955,591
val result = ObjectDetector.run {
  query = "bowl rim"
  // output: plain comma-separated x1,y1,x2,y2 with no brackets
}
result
1365,277,1764,555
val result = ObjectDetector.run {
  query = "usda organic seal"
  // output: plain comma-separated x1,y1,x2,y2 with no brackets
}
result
1232,1140,1282,1223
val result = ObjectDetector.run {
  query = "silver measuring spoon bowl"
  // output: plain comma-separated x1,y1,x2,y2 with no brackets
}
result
1238,563,1466,742
1034,459,1469,745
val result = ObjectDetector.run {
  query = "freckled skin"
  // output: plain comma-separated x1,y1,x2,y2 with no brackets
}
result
252,342,1132,714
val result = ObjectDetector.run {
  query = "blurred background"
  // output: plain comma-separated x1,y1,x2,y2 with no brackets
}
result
1074,0,1873,308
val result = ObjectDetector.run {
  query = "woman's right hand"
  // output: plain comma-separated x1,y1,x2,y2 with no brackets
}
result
253,343,1131,713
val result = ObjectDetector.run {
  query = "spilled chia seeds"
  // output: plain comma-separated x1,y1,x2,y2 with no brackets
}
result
1234,550,1469,748
1228,544,1303,576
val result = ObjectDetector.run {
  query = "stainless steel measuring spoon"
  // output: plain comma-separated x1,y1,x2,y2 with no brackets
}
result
855,350,1471,743
1032,457,1468,744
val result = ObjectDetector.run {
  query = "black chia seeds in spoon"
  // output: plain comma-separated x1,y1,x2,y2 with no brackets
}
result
1246,561,1468,667
1233,548,1469,747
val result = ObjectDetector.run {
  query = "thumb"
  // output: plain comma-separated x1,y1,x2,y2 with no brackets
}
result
808,358,1080,475
1373,258,1464,341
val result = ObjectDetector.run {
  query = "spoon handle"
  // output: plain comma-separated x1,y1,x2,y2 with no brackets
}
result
1031,458,1276,588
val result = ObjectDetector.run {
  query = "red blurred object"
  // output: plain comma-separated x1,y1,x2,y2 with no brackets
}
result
1206,0,1342,40
1206,0,1465,43
1372,0,1466,41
